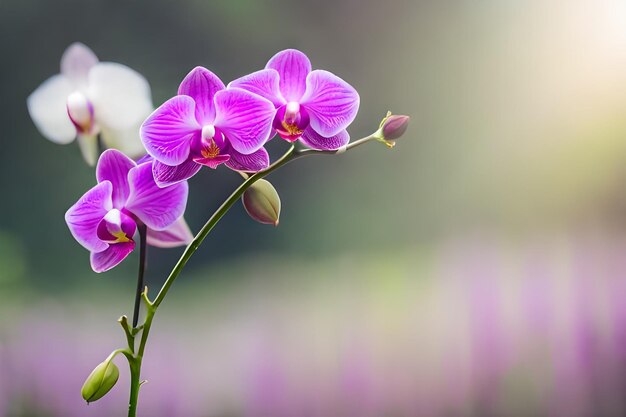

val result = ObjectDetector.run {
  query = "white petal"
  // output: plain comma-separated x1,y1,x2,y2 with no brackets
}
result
88,62,153,131
27,74,76,144
60,42,98,88
100,122,148,159
77,133,98,166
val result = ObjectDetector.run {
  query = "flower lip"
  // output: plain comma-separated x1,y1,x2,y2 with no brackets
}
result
274,102,309,142
66,91,96,134
96,209,136,244
192,126,230,168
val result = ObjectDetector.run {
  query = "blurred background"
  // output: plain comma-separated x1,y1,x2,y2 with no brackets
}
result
1,0,626,415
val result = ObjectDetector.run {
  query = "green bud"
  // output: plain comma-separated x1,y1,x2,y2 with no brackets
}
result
81,360,119,403
242,179,281,226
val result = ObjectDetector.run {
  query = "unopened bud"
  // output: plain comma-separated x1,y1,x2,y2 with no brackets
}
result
375,112,410,148
242,179,281,226
81,359,119,403
382,115,410,140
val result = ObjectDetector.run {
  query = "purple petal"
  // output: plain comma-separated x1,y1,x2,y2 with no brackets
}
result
60,42,98,87
228,69,285,108
90,242,135,273
136,154,153,165
65,181,113,253
147,217,193,248
266,49,311,102
300,70,360,137
96,149,137,208
152,158,202,188
300,126,350,151
140,95,200,166
193,153,230,169
178,67,225,125
225,146,269,172
125,162,189,230
213,88,275,155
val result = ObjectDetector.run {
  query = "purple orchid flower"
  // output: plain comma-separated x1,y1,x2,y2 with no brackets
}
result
65,149,191,272
229,49,360,151
140,67,276,187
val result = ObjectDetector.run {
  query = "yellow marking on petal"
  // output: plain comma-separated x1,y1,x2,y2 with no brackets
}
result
112,231,131,243
281,120,303,136
201,140,220,159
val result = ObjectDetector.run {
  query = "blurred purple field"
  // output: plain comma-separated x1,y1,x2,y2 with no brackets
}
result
3,0,626,415
2,234,625,417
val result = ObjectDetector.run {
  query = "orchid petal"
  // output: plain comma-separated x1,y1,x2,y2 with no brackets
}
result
178,67,224,125
125,162,188,230
90,242,135,273
225,146,269,172
300,70,360,137
88,62,153,130
152,158,202,188
100,120,149,159
228,69,285,107
60,42,98,88
96,149,137,208
266,49,311,102
27,74,76,144
140,95,200,166
65,181,113,253
77,133,98,166
300,126,350,151
135,154,153,165
147,217,193,248
213,88,275,154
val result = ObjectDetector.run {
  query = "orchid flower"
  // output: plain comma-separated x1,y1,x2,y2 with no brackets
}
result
27,43,153,166
65,149,191,272
140,67,276,187
229,49,360,150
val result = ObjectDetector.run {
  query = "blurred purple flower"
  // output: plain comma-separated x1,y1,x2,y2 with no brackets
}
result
27,43,153,166
230,49,360,150
140,67,276,186
65,149,191,272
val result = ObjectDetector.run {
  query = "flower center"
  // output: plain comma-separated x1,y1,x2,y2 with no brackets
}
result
97,209,136,244
274,101,309,142
191,125,231,169
201,139,221,159
199,125,221,159
66,91,96,134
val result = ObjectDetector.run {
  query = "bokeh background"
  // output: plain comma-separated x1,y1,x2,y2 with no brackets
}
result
2,0,626,416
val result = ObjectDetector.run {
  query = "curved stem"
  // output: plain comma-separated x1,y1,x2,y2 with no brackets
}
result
152,144,297,308
124,131,382,417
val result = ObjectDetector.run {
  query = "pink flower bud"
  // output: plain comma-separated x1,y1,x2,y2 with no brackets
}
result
382,115,410,140
242,179,281,226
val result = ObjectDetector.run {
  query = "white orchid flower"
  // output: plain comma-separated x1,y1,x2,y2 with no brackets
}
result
27,43,153,165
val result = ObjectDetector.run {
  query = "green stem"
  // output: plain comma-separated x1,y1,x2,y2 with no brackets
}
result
132,224,148,328
127,358,141,417
151,144,296,308
124,132,380,417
